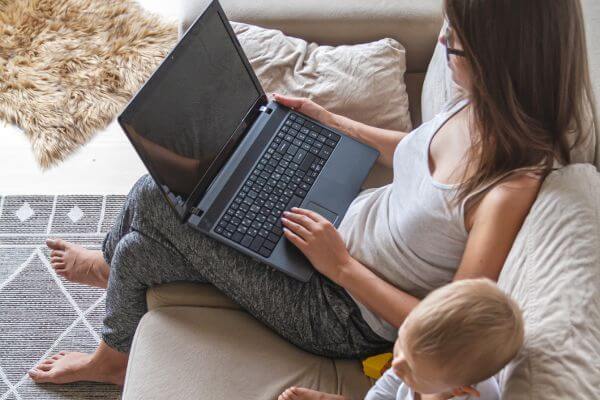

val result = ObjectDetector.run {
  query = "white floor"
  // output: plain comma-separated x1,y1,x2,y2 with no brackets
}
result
0,0,180,195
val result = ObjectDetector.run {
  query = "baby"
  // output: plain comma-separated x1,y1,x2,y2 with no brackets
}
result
279,279,524,400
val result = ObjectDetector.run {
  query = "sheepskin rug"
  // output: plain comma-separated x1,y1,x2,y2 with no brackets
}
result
0,0,177,168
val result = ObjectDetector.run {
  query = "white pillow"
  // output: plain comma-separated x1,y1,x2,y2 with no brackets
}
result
420,22,457,123
497,164,600,399
231,22,412,134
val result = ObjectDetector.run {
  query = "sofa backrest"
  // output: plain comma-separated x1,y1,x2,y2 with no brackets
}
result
179,0,444,128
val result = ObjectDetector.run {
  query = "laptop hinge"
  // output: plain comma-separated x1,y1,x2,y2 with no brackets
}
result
190,206,203,217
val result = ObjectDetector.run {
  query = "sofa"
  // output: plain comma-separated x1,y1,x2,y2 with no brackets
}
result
122,1,600,399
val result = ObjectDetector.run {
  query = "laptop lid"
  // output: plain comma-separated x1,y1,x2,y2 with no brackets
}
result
118,0,267,222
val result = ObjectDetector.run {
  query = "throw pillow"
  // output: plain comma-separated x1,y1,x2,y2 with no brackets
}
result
232,22,412,134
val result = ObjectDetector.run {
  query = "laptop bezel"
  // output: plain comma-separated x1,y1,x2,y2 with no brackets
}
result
117,0,267,222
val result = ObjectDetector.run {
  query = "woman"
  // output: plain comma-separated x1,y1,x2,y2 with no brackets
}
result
29,0,596,386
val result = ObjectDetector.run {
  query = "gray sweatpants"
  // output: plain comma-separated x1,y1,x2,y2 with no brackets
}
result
101,174,391,357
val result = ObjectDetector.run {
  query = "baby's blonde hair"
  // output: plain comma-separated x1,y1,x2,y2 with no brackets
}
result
404,278,524,385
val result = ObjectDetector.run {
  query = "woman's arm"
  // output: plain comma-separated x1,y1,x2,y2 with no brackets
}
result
455,174,542,281
281,207,418,328
281,174,541,330
272,93,407,168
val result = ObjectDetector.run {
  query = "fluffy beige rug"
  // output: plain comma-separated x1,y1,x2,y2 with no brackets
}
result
0,0,177,168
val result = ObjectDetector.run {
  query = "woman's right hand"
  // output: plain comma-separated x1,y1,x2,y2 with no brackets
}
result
271,93,335,126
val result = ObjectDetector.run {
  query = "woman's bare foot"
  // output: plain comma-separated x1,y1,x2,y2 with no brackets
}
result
46,238,110,288
278,387,347,400
28,342,128,386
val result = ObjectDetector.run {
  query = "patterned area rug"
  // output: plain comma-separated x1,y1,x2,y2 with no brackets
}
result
0,194,126,399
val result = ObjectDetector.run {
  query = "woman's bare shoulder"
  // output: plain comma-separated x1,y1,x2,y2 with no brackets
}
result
477,172,543,223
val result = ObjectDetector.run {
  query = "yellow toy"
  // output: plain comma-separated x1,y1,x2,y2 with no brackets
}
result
362,353,393,379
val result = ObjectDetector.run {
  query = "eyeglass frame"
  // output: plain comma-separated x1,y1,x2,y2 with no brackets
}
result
444,21,466,62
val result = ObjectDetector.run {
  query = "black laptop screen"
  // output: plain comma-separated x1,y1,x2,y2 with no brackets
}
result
120,5,261,213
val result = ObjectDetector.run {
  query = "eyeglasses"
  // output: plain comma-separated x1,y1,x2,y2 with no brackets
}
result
444,22,466,62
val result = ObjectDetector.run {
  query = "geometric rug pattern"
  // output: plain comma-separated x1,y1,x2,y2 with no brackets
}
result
0,195,126,399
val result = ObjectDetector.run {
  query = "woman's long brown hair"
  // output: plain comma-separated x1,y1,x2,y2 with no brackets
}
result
445,0,598,204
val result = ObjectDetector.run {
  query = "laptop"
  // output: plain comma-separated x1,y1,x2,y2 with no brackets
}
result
118,0,379,282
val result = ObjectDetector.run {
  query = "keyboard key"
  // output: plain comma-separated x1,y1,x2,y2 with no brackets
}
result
326,131,341,141
292,123,302,130
241,235,253,247
258,229,269,238
263,240,277,250
251,220,262,230
259,247,272,257
300,154,316,171
286,144,299,156
277,142,289,154
268,232,280,243
226,223,236,233
232,232,244,243
296,116,305,124
288,195,303,210
250,237,265,252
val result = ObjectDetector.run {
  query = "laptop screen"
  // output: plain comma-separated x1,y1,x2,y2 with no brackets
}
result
119,2,263,219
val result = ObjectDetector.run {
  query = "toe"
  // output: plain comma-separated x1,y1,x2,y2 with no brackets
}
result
46,238,67,251
50,256,64,264
37,363,52,372
53,263,66,270
42,359,54,365
50,250,65,258
28,368,52,383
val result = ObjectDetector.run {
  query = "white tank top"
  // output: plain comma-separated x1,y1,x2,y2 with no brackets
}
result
338,98,473,341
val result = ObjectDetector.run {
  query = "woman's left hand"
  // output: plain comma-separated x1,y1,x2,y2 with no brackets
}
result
281,207,353,284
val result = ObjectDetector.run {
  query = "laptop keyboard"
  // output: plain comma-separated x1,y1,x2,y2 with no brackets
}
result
214,112,340,258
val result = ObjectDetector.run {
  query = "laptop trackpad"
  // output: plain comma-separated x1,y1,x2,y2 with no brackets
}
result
304,201,338,224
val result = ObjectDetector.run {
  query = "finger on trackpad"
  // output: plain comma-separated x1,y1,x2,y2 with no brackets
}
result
304,201,338,224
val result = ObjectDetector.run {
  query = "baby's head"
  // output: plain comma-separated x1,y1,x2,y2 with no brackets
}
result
392,279,524,396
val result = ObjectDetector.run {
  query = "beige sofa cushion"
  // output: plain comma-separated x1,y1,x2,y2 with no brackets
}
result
123,307,372,400
497,164,600,399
